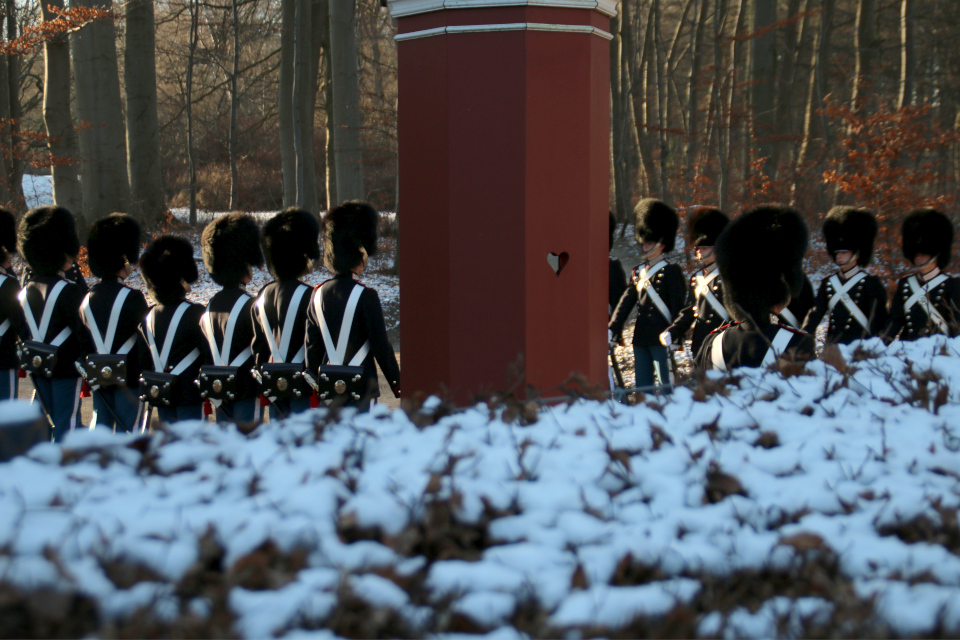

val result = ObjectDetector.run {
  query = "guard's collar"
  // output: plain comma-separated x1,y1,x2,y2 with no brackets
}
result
838,264,860,280
921,267,941,282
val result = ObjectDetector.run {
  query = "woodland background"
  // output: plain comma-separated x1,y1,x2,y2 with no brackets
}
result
0,0,957,277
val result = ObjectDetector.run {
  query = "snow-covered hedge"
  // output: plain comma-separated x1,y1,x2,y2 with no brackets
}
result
4,336,960,638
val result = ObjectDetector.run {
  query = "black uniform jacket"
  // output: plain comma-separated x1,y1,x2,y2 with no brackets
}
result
305,274,400,399
77,279,149,385
0,266,23,370
20,274,85,378
885,270,960,341
695,320,816,371
777,274,814,329
203,287,259,401
665,265,727,357
801,269,888,344
609,260,686,347
21,262,88,293
138,298,209,406
609,258,627,317
251,280,313,367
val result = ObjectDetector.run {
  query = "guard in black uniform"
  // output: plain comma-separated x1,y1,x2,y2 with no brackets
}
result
0,208,23,400
200,213,263,424
696,205,816,371
306,202,400,410
609,211,627,317
661,207,729,357
252,208,320,418
609,199,686,389
885,208,960,341
78,214,148,432
137,236,208,425
802,207,888,344
17,206,85,440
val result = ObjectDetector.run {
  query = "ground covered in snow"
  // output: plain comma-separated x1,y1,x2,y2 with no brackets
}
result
4,337,960,637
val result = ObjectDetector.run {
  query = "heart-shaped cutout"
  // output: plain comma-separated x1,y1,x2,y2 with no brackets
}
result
547,252,569,276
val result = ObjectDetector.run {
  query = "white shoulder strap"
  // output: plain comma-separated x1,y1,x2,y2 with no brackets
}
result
19,280,69,343
256,285,308,364
761,328,796,368
710,330,727,372
315,283,370,366
203,293,251,367
0,274,10,338
905,274,950,334
636,261,673,322
826,272,870,330
145,302,199,374
81,287,131,355
778,307,801,329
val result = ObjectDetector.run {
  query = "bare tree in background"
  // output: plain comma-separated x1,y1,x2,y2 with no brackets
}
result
330,0,364,201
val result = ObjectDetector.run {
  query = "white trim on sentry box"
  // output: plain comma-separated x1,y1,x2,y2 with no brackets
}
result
395,22,613,41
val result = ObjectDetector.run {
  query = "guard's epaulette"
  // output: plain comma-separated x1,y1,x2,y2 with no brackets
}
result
709,321,740,335
777,322,807,336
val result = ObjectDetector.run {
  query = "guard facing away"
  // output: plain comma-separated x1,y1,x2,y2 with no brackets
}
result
17,206,85,440
200,213,263,424
802,207,888,343
137,236,209,426
661,206,730,357
609,199,686,390
885,208,960,340
0,208,23,400
252,208,321,418
306,202,400,411
696,205,816,371
77,214,148,432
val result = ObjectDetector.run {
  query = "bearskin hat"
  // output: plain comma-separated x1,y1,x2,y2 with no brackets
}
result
0,208,15,264
323,201,379,275
140,235,198,305
822,206,878,266
87,213,141,279
688,207,729,248
17,206,80,277
634,199,679,252
262,208,321,281
902,208,954,268
202,213,263,288
716,205,808,324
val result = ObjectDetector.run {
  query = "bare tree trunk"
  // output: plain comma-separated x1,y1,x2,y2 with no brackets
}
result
685,0,710,184
713,0,728,209
751,0,777,179
292,0,306,207
229,0,240,210
297,0,320,215
186,0,199,223
898,0,914,110
611,11,628,220
318,0,336,209
72,0,130,219
278,0,296,207
729,0,748,202
329,0,364,201
772,0,802,174
125,0,165,225
4,0,23,209
631,0,659,197
0,6,14,207
852,0,878,113
654,0,670,203
40,0,82,222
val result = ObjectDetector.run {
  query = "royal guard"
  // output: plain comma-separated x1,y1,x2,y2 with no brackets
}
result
0,208,22,400
885,208,960,340
17,206,86,440
252,208,320,418
661,207,729,357
802,207,888,343
696,205,816,371
305,202,400,410
200,213,264,424
137,236,209,426
78,214,148,432
609,199,686,389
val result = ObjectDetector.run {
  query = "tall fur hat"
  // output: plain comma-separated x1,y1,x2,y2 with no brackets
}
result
262,208,321,281
17,206,80,277
634,199,679,252
87,213,142,279
202,213,263,288
688,207,729,248
140,235,198,305
323,201,379,275
716,205,808,324
0,208,15,264
822,206,878,266
902,208,953,268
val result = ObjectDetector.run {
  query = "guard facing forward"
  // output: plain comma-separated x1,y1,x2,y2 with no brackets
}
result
885,208,960,341
696,205,816,371
609,199,686,389
661,206,729,357
802,207,888,343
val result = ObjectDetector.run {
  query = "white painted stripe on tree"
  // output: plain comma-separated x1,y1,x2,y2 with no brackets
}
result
395,22,613,42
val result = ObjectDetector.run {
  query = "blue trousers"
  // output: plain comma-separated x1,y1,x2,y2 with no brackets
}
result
0,368,18,401
634,345,671,391
33,376,82,442
215,397,262,424
155,403,204,426
91,387,142,433
271,396,311,420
